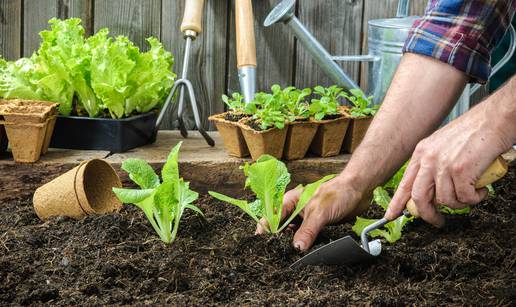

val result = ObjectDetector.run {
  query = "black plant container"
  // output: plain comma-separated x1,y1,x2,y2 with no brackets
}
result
50,112,158,153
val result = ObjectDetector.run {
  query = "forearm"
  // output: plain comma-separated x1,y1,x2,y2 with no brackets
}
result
339,53,468,194
486,75,516,147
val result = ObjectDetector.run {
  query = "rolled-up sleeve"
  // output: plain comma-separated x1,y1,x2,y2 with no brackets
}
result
403,0,516,83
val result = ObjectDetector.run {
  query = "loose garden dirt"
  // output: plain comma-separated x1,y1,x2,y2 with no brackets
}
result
1,166,514,306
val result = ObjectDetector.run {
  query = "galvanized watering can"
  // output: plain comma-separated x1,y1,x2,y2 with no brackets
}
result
265,0,516,123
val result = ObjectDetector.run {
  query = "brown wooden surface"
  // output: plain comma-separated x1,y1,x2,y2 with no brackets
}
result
0,0,21,60
295,0,363,88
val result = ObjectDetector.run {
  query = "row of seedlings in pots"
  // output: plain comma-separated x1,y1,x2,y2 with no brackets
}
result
210,85,379,160
0,99,59,162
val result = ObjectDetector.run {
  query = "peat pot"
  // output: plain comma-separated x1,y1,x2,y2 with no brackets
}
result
209,112,250,158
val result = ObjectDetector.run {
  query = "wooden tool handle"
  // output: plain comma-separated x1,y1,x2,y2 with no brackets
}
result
407,156,508,217
181,0,205,34
235,0,257,68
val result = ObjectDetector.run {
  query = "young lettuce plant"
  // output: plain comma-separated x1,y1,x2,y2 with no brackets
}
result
309,85,343,120
112,142,202,243
283,87,312,121
222,92,246,113
209,155,334,234
249,86,290,130
341,88,379,117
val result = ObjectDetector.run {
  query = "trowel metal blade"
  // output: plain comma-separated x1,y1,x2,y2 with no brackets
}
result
290,236,382,269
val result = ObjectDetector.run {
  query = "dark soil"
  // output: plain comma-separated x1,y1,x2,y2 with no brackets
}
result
322,113,342,120
245,119,266,132
223,112,248,123
1,167,515,306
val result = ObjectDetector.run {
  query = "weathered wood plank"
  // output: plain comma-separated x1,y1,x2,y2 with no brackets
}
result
359,0,427,88
227,0,296,94
23,0,61,56
67,0,93,35
93,0,161,51
0,0,22,60
160,0,228,131
295,0,364,89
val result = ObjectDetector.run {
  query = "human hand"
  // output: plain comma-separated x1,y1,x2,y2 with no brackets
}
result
256,176,371,251
384,107,511,226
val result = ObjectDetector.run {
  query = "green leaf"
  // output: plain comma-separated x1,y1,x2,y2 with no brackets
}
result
121,158,160,189
208,191,260,223
278,174,336,232
373,187,391,210
439,206,471,215
162,142,182,183
112,187,154,204
352,215,413,244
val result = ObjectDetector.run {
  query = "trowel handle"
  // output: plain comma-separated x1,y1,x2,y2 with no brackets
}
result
406,156,508,217
181,0,205,34
235,0,257,68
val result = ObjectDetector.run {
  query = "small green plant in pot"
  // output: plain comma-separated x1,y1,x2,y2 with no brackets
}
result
309,85,350,157
281,86,320,160
209,92,252,158
209,155,334,233
112,142,203,243
239,86,289,160
341,89,379,153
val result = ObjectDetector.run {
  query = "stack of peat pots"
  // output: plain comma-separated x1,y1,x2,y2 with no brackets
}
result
0,99,59,163
211,105,369,161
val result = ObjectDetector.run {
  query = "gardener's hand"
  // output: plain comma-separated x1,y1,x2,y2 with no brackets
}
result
384,100,513,227
255,176,370,251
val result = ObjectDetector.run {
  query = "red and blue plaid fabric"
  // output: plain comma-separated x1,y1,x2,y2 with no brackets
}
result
403,0,516,83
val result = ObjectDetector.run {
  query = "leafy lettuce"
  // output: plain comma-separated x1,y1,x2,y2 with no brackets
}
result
209,155,334,234
112,142,202,243
0,18,175,118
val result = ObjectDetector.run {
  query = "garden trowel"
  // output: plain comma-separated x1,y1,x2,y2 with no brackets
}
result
291,156,509,269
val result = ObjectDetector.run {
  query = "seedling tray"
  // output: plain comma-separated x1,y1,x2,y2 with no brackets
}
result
50,112,158,153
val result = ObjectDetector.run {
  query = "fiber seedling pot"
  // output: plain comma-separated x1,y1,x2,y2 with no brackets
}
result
342,116,373,154
33,159,122,221
209,112,249,158
310,115,350,157
1,105,56,163
0,99,59,156
240,121,288,161
283,120,319,160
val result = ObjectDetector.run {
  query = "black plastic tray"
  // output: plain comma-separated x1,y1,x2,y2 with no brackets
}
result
50,112,158,153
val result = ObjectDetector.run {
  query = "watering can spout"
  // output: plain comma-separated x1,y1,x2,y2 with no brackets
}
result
264,0,361,91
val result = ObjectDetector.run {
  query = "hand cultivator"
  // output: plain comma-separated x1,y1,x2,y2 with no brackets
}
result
157,0,215,147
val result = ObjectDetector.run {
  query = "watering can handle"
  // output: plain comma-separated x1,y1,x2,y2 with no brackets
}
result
471,24,516,95
406,156,508,218
396,0,410,18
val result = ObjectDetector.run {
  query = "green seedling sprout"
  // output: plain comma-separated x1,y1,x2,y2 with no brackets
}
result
341,88,379,117
309,85,343,120
209,155,334,234
112,142,203,243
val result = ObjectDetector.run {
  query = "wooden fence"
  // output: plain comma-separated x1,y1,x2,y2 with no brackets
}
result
1,0,439,130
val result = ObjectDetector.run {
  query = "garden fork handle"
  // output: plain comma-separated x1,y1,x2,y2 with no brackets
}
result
181,0,205,36
406,156,508,217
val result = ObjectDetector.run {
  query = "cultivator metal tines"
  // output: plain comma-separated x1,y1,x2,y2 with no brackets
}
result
156,0,215,147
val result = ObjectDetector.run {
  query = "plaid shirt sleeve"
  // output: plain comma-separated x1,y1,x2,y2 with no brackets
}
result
403,0,516,83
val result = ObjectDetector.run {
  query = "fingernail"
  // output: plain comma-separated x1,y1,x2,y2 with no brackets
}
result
293,241,305,251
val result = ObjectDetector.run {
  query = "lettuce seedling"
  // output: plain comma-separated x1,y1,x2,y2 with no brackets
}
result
112,142,202,243
309,85,343,120
209,155,334,234
352,187,414,243
222,92,246,113
341,88,379,117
